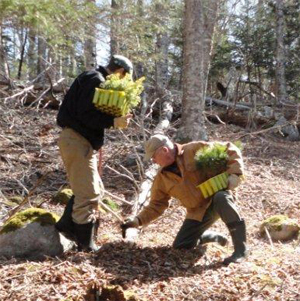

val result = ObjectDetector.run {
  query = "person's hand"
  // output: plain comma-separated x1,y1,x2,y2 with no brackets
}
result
114,114,133,129
121,217,140,238
228,174,242,190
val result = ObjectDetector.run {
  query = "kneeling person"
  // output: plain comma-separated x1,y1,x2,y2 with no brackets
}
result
121,134,247,265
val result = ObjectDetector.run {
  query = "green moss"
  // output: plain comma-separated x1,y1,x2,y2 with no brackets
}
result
9,196,24,204
0,208,59,234
261,215,299,232
101,198,119,211
53,188,73,205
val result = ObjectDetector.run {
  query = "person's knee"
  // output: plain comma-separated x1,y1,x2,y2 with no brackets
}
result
212,191,233,209
213,190,228,202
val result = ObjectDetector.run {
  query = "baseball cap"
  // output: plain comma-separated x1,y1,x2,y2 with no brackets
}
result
144,134,172,161
113,55,133,74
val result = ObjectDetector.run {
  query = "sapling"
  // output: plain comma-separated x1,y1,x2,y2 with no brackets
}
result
93,74,145,117
195,142,243,198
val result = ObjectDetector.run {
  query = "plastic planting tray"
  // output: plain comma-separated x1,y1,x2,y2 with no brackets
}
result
197,172,228,198
93,88,129,117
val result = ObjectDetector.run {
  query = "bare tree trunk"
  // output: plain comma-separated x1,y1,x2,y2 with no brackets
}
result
70,49,77,77
110,0,123,55
37,35,47,85
17,30,28,80
135,0,145,79
27,29,36,80
155,1,170,90
84,0,97,70
0,22,10,78
275,0,288,104
177,0,219,142
84,36,96,70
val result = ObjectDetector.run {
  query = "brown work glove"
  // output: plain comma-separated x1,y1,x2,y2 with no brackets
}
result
113,114,133,129
121,217,140,238
228,174,242,190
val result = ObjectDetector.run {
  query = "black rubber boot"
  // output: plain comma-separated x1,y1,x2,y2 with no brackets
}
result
55,195,76,241
223,219,247,265
74,222,100,252
200,230,228,246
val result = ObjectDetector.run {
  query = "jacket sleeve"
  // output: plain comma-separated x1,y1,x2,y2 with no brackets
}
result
75,74,114,130
225,142,244,176
137,174,170,226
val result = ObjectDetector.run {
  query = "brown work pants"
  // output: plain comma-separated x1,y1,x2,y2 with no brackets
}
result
58,128,104,224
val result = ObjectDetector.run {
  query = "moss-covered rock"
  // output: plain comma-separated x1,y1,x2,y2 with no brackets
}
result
260,215,300,241
0,208,59,234
53,188,73,205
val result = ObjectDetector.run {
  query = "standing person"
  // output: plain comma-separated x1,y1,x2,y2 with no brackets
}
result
121,134,247,265
55,55,134,252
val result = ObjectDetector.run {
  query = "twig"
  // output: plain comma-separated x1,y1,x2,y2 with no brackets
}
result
264,226,274,249
236,123,291,139
181,286,198,301
99,199,123,222
106,165,139,190
0,172,50,231
119,164,140,189
145,97,160,119
3,85,34,102
119,130,145,177
103,189,132,205
4,261,67,281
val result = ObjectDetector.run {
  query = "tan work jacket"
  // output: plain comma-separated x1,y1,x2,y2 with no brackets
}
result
137,141,244,226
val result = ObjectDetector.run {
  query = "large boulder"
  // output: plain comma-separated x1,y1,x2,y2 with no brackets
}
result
260,215,300,241
0,208,74,260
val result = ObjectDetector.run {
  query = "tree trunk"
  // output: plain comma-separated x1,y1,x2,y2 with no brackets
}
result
155,1,170,90
27,29,36,80
177,0,219,142
84,36,96,70
84,0,97,70
0,22,10,78
135,0,145,79
275,0,288,103
17,30,28,80
110,0,123,55
37,34,47,85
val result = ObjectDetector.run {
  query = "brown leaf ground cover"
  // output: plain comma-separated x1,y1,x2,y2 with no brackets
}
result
0,102,300,301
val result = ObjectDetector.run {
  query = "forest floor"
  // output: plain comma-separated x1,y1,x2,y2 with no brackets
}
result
0,101,300,301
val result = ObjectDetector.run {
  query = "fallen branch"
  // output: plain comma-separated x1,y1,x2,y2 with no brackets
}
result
236,122,291,139
133,87,174,215
206,96,251,110
3,85,34,102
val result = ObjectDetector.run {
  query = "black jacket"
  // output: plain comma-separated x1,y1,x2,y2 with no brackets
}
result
57,66,114,150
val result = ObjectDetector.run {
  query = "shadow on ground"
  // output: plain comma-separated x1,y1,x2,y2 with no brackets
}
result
94,241,223,285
